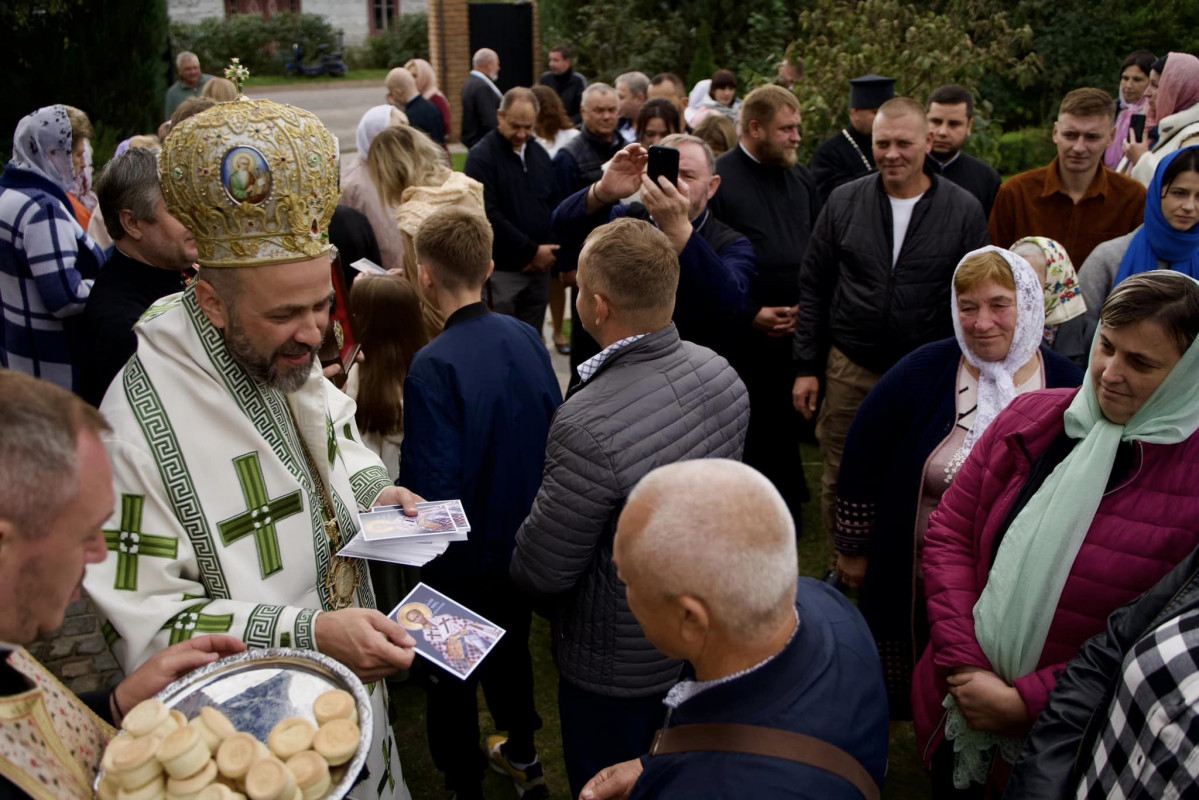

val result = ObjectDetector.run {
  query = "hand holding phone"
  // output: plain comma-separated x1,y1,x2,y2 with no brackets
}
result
647,146,680,188
1130,113,1146,143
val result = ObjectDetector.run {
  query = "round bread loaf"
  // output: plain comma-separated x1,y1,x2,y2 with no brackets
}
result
312,690,356,727
311,719,358,767
267,717,316,761
243,756,297,800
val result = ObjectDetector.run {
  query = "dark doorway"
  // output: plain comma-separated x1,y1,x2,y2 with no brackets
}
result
468,3,534,92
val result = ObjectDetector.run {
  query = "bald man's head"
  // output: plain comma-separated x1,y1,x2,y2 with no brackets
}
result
615,460,798,645
386,67,418,106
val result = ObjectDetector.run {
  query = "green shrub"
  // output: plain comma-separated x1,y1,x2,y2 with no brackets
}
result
345,13,429,70
996,127,1056,177
169,12,342,77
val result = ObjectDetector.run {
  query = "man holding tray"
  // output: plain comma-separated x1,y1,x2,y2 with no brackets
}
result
82,68,418,799
0,370,246,798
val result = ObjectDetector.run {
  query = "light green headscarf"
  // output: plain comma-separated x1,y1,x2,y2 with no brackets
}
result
943,271,1199,788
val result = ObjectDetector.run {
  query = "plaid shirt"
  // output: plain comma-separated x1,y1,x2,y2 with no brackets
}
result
0,176,104,390
1077,607,1199,799
575,334,646,384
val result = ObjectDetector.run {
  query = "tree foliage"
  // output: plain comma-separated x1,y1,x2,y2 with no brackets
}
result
793,0,1041,163
169,12,343,78
4,0,169,165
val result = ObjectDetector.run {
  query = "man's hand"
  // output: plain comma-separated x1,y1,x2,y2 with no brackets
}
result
315,608,416,682
640,174,692,253
1123,134,1150,167
580,758,644,800
594,144,649,206
947,670,1032,736
836,554,868,589
525,244,560,273
112,635,246,725
792,376,820,420
752,305,797,338
374,486,424,516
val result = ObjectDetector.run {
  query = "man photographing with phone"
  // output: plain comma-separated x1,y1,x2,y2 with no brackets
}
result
550,135,756,363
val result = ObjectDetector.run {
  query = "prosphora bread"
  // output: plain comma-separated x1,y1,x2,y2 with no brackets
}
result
284,751,331,800
112,735,164,790
116,773,166,800
267,718,316,760
311,690,356,727
215,733,261,782
124,699,178,740
196,785,247,800
310,719,358,767
190,707,236,752
243,756,297,800
159,726,212,779
165,757,218,798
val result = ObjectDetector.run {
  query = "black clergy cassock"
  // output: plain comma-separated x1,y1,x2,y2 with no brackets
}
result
809,126,875,204
929,150,1003,219
708,145,821,528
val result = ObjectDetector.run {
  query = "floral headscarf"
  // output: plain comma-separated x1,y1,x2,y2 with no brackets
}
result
9,105,75,195
1012,236,1086,326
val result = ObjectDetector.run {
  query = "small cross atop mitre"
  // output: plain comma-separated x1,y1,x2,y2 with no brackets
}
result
224,57,251,96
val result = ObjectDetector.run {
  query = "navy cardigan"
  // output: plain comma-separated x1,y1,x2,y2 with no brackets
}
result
835,337,1083,718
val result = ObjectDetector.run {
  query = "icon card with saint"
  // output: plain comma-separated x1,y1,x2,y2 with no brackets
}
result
390,582,505,679
359,503,457,541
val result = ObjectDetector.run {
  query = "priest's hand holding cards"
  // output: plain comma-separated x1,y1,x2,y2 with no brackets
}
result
373,485,425,515
314,608,416,681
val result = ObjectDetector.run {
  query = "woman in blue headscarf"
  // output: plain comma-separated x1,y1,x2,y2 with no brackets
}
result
1072,146,1199,347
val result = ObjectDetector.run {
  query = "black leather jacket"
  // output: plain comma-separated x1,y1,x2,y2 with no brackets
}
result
1005,545,1199,799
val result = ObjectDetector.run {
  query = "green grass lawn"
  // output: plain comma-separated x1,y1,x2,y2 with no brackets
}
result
247,69,390,87
388,442,932,798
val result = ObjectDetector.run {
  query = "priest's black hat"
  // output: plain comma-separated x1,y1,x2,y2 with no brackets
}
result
849,74,896,109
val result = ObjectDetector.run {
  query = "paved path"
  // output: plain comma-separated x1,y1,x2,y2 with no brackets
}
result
246,82,383,155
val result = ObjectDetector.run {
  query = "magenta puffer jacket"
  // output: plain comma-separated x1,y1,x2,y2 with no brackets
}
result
912,388,1199,762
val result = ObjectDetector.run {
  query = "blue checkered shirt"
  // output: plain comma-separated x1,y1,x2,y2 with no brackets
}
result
0,176,104,390
575,334,647,383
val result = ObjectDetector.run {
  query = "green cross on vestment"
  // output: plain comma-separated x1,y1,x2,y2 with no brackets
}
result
103,494,178,591
217,453,304,578
162,602,234,645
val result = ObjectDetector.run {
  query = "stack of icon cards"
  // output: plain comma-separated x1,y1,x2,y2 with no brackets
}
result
338,500,470,567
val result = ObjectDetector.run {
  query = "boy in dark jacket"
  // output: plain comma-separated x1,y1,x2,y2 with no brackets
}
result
399,206,562,800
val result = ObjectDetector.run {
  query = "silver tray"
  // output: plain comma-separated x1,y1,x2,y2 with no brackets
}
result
96,648,372,799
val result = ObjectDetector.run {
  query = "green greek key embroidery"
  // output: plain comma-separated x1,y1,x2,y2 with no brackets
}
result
217,453,304,578
104,494,178,591
244,604,284,649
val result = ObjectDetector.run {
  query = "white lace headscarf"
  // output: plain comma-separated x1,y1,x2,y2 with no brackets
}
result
950,245,1046,456
9,105,75,195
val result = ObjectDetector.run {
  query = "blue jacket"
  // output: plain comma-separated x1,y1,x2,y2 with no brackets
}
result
631,579,890,799
398,303,562,578
551,186,757,361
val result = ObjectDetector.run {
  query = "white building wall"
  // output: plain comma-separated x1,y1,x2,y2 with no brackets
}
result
309,0,369,46
168,0,225,23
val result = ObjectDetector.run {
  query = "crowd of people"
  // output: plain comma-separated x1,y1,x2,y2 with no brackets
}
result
1,37,1199,800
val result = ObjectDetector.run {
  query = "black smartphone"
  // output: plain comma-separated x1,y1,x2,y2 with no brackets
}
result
1130,113,1147,143
647,145,680,188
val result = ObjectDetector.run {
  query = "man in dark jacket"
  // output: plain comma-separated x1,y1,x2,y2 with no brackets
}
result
510,218,749,799
552,82,622,376
551,135,756,363
793,97,990,575
580,459,889,800
387,66,445,145
400,207,562,800
926,84,1002,217
461,48,503,148
539,45,587,123
707,84,820,529
75,149,194,406
465,87,562,331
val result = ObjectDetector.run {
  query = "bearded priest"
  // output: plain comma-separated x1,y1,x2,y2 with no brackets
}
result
83,76,416,799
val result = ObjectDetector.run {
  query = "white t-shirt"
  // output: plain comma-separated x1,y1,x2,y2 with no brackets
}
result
889,194,924,268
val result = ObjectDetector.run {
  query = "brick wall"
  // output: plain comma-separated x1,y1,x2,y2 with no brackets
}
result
29,593,123,695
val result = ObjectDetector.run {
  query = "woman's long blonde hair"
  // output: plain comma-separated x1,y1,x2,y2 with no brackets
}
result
366,125,450,210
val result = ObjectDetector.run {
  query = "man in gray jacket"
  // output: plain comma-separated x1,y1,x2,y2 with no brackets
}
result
510,218,750,798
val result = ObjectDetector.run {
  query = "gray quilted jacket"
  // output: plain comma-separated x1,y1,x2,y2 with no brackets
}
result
510,324,750,697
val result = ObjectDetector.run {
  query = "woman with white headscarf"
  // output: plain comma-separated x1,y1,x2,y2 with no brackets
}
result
832,247,1083,721
340,104,409,271
0,105,107,392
